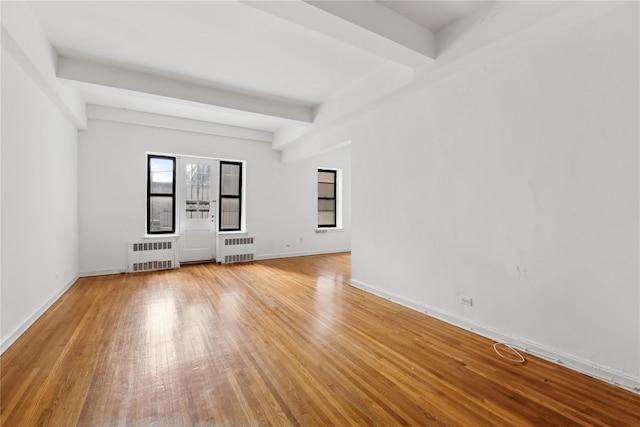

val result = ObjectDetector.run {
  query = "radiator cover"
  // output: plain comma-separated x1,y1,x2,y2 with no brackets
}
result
128,239,178,272
218,236,256,264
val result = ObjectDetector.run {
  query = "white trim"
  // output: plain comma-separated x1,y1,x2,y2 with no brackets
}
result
1,275,79,355
315,228,344,233
349,278,640,395
256,248,350,261
79,268,126,277
142,234,180,239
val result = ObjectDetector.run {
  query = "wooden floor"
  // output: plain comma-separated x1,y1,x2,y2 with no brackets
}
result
1,253,639,426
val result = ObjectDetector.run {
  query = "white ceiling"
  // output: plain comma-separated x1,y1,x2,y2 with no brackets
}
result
27,1,491,136
380,1,487,33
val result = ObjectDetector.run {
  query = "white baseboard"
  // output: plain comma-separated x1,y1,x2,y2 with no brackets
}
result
1,275,79,355
78,251,351,274
79,268,125,277
349,278,640,395
256,248,350,261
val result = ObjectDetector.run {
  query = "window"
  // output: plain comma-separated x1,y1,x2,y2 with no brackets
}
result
147,155,176,234
318,169,337,228
219,161,242,231
185,162,211,220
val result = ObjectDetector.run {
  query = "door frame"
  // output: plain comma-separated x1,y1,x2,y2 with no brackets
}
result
176,155,220,264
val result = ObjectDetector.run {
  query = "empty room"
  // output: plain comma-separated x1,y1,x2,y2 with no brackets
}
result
1,1,639,425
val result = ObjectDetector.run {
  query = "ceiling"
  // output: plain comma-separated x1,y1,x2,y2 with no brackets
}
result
27,1,490,139
380,1,486,33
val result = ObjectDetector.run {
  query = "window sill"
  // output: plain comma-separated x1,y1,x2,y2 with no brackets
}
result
218,230,248,236
144,234,180,239
315,228,343,234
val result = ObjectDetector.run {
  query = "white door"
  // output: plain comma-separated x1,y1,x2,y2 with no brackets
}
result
178,157,218,263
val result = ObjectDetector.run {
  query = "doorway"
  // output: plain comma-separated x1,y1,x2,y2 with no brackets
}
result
177,157,219,263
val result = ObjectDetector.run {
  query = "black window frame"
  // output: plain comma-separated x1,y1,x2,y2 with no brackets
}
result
317,168,337,228
219,160,243,232
147,154,176,234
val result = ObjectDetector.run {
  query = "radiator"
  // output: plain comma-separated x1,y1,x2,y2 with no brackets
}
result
218,236,256,264
128,239,178,272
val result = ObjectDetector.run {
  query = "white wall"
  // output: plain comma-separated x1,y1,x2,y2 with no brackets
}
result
350,4,639,389
78,119,350,275
1,48,79,351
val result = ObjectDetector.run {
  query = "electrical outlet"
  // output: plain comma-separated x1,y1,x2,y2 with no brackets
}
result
459,295,473,307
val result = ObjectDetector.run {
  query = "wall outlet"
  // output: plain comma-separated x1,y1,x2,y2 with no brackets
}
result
459,295,473,307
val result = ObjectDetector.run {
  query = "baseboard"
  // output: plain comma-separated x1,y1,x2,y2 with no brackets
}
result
1,275,79,355
79,268,126,277
349,278,640,395
256,248,350,261
80,252,352,275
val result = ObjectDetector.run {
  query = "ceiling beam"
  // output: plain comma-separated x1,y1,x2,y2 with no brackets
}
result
1,2,87,130
241,0,435,69
279,1,623,163
88,105,273,142
57,57,314,125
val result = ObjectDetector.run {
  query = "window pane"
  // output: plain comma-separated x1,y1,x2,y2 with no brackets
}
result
150,157,174,194
221,163,240,196
318,182,335,198
318,211,335,226
318,171,335,183
318,199,335,212
186,163,211,219
220,198,240,230
149,196,174,232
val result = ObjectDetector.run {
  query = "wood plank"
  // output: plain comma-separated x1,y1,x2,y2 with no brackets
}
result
2,253,639,426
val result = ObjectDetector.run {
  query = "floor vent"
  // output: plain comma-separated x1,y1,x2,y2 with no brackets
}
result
128,239,178,272
219,236,256,264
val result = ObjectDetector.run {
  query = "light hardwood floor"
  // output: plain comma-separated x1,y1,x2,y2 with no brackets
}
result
1,253,639,426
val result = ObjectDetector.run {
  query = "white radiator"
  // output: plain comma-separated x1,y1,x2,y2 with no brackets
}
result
128,239,178,272
218,236,256,264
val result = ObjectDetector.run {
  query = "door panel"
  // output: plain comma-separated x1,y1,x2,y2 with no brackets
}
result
185,229,210,249
178,157,218,263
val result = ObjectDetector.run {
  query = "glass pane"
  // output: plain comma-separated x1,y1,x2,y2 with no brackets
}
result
221,163,240,196
149,196,174,232
220,197,240,230
185,163,211,219
318,182,335,198
150,157,174,194
318,211,335,226
318,199,335,212
318,171,335,183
